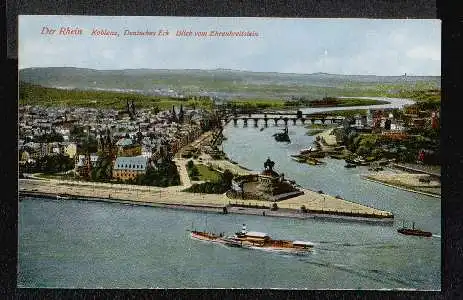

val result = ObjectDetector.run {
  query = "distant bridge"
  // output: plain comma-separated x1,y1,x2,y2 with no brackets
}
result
222,113,345,127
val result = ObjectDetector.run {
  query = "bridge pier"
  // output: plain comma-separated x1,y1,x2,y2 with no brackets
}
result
233,118,238,126
243,119,248,127
291,118,297,125
264,118,268,127
253,118,259,127
284,118,289,126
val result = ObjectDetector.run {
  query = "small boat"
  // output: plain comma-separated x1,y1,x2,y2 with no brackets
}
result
291,157,306,163
260,127,264,131
306,158,325,165
344,163,357,168
56,194,71,200
345,158,357,165
368,166,384,171
397,221,432,237
299,147,314,154
273,126,290,143
352,157,369,166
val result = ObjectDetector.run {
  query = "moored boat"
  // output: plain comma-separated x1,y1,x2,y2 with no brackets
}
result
56,194,71,200
330,154,345,160
291,157,306,163
306,158,325,165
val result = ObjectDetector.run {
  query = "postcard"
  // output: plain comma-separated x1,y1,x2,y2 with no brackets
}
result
18,15,441,289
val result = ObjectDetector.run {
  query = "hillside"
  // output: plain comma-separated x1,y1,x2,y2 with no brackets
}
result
19,67,441,100
18,82,214,110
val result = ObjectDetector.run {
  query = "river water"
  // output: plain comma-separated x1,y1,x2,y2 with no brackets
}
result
18,98,441,289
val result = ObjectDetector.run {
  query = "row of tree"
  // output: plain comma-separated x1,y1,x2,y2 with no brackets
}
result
20,154,74,174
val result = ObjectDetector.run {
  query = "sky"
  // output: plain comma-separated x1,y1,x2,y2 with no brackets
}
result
18,16,441,76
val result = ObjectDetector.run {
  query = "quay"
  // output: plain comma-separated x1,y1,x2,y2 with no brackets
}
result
391,163,441,179
19,177,393,223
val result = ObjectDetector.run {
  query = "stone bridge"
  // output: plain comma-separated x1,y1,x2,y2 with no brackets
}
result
222,113,345,127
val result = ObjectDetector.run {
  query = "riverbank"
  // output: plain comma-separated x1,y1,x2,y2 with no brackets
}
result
19,177,393,222
362,172,441,198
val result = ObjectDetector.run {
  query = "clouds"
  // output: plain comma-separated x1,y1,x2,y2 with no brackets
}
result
18,16,441,75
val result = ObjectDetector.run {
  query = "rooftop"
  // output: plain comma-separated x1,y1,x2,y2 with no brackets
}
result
116,138,134,147
113,156,149,171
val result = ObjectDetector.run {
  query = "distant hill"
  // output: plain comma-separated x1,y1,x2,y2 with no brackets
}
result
19,67,441,100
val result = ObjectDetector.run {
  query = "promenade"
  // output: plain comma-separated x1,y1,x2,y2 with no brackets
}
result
19,177,393,220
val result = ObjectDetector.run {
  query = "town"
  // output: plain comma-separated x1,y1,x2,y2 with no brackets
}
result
18,86,441,200
18,98,225,183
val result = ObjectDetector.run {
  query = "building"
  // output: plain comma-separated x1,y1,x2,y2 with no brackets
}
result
74,153,98,177
141,146,153,158
116,138,142,157
404,104,419,116
90,154,99,167
75,154,90,177
381,131,410,141
112,156,149,181
431,111,440,129
64,143,77,158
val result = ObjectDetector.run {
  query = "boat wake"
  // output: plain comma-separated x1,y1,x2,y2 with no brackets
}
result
299,259,420,287
432,234,441,238
246,245,313,256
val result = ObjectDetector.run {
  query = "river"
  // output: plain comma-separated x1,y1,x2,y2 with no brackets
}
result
18,98,441,289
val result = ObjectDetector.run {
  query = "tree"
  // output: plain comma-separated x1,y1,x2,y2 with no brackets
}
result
35,154,74,174
35,131,64,143
91,154,113,181
220,169,234,189
187,160,194,169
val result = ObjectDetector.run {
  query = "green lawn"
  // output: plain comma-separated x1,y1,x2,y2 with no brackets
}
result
196,164,222,182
